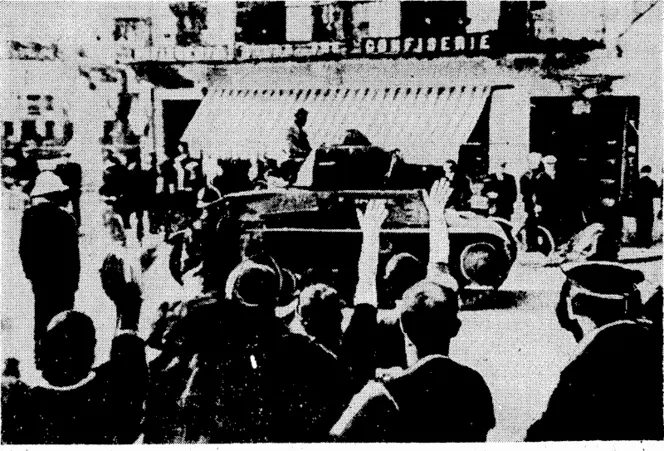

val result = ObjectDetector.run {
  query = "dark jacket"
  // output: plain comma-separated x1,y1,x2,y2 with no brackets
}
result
635,176,659,214
144,299,348,443
519,169,539,214
444,173,472,211
6,334,147,444
486,172,517,218
526,320,663,441
333,355,496,442
19,202,80,291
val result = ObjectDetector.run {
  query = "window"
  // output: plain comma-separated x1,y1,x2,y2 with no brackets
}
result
45,121,56,140
312,2,351,42
3,122,14,138
401,1,468,38
114,17,153,47
21,120,37,141
27,95,41,116
236,1,287,44
44,95,54,111
169,2,207,46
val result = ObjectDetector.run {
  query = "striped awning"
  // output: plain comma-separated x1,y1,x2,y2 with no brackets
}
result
182,84,492,166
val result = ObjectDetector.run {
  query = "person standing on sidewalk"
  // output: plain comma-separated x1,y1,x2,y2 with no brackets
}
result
634,165,660,247
486,161,517,220
519,152,543,250
19,171,80,366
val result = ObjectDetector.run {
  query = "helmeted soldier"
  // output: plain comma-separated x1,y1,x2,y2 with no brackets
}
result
526,261,663,441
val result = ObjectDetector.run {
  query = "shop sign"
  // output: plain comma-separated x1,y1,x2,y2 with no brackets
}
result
360,32,493,57
119,45,233,63
235,41,345,62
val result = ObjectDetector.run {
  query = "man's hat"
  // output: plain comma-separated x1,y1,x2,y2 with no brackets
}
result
561,261,644,314
196,185,222,209
225,260,281,308
295,108,308,118
542,155,557,164
31,171,68,198
225,256,299,317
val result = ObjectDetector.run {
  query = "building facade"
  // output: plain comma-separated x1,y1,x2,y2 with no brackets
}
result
3,1,659,218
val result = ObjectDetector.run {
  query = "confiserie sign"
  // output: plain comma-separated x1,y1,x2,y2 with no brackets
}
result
361,32,494,57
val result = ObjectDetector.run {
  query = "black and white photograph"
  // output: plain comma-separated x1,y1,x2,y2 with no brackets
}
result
1,0,662,445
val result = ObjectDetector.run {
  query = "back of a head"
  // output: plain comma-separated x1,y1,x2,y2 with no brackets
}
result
225,260,281,310
382,253,425,309
40,310,96,385
461,246,504,288
400,280,459,345
298,284,343,330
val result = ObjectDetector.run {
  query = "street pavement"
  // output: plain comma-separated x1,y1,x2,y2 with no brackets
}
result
2,187,661,442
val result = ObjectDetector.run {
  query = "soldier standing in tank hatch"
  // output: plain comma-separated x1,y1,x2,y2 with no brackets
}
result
283,108,312,184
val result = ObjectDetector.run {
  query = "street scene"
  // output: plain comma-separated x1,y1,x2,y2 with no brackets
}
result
2,0,663,445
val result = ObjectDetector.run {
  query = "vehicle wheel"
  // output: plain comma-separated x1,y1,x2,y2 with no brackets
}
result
515,225,555,256
458,241,509,288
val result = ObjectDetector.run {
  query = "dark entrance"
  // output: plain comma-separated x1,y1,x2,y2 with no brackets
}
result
530,96,640,220
162,99,201,159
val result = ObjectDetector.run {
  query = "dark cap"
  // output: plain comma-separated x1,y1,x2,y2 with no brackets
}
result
295,108,308,117
562,262,644,316
641,165,652,174
562,261,644,298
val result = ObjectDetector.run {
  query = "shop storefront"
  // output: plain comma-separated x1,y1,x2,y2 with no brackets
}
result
180,54,514,174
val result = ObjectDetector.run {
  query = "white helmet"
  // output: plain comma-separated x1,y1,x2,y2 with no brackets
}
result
31,171,67,198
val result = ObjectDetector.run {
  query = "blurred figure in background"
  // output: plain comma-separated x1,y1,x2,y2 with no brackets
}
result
441,159,471,210
283,108,312,184
634,165,660,247
486,161,517,220
519,152,543,250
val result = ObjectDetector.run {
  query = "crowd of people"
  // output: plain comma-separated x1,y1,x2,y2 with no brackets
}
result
4,167,663,442
2,107,663,444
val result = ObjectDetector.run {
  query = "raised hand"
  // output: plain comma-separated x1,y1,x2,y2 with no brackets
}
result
354,199,388,308
423,179,453,223
356,199,389,237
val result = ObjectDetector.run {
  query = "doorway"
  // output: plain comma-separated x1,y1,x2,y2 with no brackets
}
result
530,95,640,219
162,99,202,159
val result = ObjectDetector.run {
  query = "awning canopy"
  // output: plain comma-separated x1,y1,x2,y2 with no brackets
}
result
182,84,492,166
